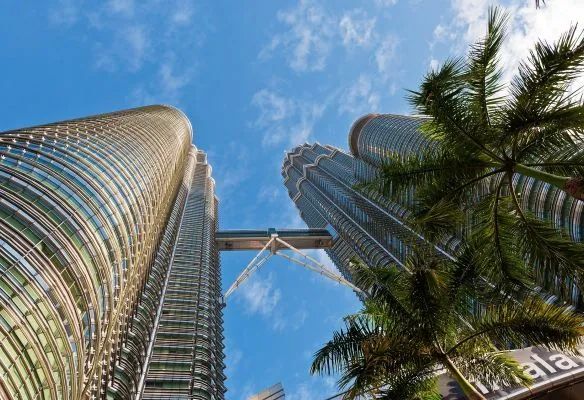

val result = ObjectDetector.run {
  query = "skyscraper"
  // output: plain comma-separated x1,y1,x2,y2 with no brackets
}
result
0,106,225,400
247,383,285,400
282,114,584,301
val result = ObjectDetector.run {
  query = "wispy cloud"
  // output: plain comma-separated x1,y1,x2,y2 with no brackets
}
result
432,0,584,87
252,89,295,125
124,25,150,71
375,34,399,76
374,0,399,6
48,0,202,105
224,346,243,379
170,0,195,26
208,141,251,201
233,266,311,332
49,0,80,26
338,74,381,116
257,185,283,203
261,1,383,70
286,377,338,400
107,0,135,16
236,272,282,317
272,308,308,332
251,88,326,148
159,61,193,97
259,0,334,72
339,9,377,48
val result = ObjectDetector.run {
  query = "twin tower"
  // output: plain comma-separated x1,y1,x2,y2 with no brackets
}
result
0,106,582,399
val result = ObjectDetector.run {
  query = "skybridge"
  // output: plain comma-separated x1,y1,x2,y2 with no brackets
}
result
216,228,364,301
216,228,333,251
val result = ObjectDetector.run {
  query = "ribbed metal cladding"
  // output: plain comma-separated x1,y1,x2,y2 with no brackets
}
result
141,150,225,400
282,143,432,284
0,105,226,400
108,148,193,399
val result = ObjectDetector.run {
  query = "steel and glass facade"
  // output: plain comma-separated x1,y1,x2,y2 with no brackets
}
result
282,142,435,284
0,105,225,399
248,383,285,400
283,113,584,299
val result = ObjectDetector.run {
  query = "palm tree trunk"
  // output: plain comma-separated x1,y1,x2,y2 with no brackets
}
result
515,164,584,200
443,355,487,400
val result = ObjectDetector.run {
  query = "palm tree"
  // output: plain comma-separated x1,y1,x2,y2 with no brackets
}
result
311,255,584,400
364,8,584,298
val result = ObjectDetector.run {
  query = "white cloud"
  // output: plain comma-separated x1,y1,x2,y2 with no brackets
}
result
286,377,338,400
258,185,282,203
375,35,399,76
272,308,308,331
259,0,334,72
339,9,377,48
374,0,399,6
208,141,251,201
225,347,243,377
429,58,440,71
291,102,326,145
251,89,326,148
107,0,134,16
171,0,195,25
339,74,381,115
252,89,295,125
437,0,584,86
49,0,80,26
433,23,457,43
159,62,192,96
236,273,282,317
48,0,202,105
129,60,194,106
124,25,150,70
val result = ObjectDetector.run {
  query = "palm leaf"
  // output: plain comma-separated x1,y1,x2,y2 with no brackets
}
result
507,182,584,300
311,315,373,376
455,296,584,354
454,351,532,388
506,25,584,143
469,191,534,289
465,7,508,131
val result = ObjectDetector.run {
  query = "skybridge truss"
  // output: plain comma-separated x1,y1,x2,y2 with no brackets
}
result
216,229,364,301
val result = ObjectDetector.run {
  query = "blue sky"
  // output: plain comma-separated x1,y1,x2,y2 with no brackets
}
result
0,0,580,398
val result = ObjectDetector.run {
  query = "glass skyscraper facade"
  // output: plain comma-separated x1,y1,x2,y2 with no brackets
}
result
283,113,584,300
0,106,225,400
247,383,285,400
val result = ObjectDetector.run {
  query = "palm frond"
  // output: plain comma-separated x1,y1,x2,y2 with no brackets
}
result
458,296,584,353
376,370,440,400
406,198,465,241
444,241,503,314
311,315,372,376
406,167,504,239
350,262,414,321
512,102,584,158
507,183,584,300
470,191,533,289
454,351,532,388
506,25,584,140
465,7,508,131
340,361,437,400
404,253,449,331
409,60,504,160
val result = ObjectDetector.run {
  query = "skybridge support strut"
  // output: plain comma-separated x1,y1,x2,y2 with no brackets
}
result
223,233,365,302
